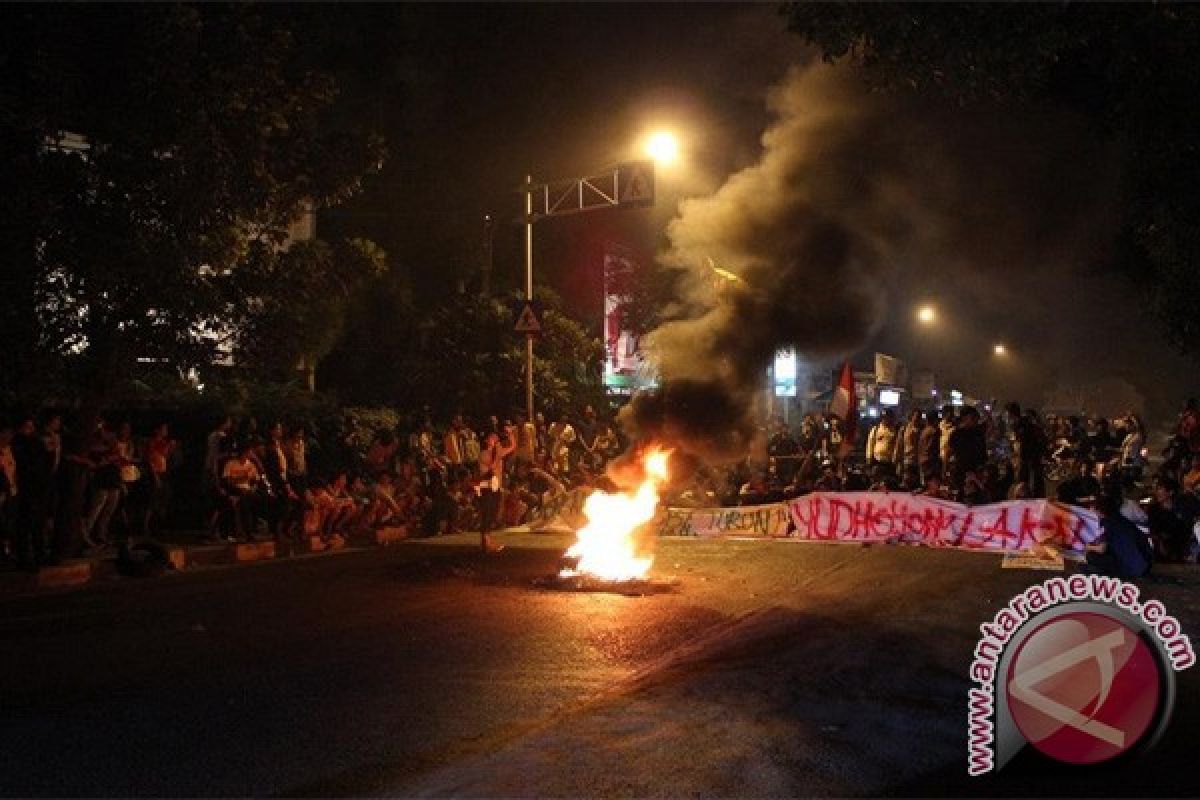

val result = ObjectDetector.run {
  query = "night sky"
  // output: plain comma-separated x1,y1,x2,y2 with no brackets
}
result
317,3,1192,421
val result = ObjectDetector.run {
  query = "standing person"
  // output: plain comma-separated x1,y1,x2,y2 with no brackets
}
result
1006,404,1047,498
143,423,177,537
518,412,537,464
205,417,233,484
443,415,464,476
262,422,299,540
1119,414,1147,481
54,418,93,561
895,409,923,479
865,409,899,470
549,416,576,477
476,424,516,553
917,410,941,482
533,411,549,462
114,422,145,541
461,422,481,476
83,419,122,550
947,406,988,497
12,416,52,570
938,405,957,479
288,425,310,490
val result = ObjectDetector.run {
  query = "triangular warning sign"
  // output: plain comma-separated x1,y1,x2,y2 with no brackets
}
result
621,164,653,205
514,303,542,333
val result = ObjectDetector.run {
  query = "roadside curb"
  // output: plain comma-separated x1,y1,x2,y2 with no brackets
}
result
0,525,412,600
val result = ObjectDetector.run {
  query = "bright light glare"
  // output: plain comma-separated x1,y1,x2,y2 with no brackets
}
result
917,305,936,324
645,131,679,164
993,343,1008,356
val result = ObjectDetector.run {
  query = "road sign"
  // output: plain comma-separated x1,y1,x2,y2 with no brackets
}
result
618,160,654,208
514,302,543,334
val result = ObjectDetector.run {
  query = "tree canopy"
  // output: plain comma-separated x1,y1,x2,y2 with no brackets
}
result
0,3,385,405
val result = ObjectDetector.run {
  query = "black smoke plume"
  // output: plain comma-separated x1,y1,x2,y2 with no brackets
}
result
622,62,1117,463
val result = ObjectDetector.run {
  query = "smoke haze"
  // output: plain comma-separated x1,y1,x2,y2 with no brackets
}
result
622,62,1123,462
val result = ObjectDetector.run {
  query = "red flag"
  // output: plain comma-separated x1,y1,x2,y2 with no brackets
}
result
828,361,858,445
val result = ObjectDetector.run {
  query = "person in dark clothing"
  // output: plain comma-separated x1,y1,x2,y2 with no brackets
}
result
1086,485,1152,579
1005,404,1048,498
12,415,52,570
948,406,988,496
1057,459,1101,506
917,410,941,482
1145,475,1198,562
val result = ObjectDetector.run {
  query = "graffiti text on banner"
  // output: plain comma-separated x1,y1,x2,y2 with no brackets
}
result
659,504,792,539
787,493,1099,554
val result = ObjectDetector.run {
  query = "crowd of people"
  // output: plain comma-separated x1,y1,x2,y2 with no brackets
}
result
3,396,1199,575
0,405,624,570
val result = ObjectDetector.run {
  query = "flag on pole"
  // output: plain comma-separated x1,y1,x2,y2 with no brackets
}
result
829,361,858,447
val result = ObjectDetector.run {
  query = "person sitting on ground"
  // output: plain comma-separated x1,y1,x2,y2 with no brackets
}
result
1086,484,1153,579
738,471,770,505
961,469,990,506
421,469,459,536
366,470,404,527
919,473,951,500
1145,475,1198,562
1056,459,1100,506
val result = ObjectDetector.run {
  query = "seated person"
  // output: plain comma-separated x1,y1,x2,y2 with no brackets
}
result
220,441,263,541
1086,485,1153,579
1056,459,1100,506
364,471,405,527
738,471,770,505
1145,475,1198,562
919,473,951,500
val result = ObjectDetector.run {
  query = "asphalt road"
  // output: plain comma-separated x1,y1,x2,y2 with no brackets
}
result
2,531,1198,797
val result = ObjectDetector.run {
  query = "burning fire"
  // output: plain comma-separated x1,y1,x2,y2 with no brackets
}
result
559,448,670,582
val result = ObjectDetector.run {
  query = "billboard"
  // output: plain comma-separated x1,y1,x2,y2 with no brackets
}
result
774,349,797,397
603,245,657,394
874,352,908,386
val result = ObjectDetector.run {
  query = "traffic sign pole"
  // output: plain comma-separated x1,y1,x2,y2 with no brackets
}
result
520,161,654,425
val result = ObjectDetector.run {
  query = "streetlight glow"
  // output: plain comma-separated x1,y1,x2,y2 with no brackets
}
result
645,131,679,165
993,343,1007,356
916,305,936,324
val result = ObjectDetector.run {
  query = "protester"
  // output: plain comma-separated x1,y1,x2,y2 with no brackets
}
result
947,406,988,497
1086,484,1153,579
866,409,899,470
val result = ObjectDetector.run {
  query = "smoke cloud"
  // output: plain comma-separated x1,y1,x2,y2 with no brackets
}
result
621,62,1119,462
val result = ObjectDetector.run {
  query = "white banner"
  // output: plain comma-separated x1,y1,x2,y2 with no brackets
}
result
652,494,1101,554
787,492,1100,554
658,503,793,539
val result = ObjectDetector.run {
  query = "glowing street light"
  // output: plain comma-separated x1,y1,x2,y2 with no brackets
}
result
644,130,680,165
993,343,1008,356
916,305,937,324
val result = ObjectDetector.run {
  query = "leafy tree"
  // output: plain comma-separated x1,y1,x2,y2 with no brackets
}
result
235,238,388,389
320,286,605,421
0,4,385,406
784,2,1200,355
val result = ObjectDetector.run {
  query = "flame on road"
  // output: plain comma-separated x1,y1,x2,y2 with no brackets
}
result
560,449,669,582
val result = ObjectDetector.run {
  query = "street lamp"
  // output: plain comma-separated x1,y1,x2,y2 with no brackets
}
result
916,305,937,325
643,131,680,165
993,343,1007,356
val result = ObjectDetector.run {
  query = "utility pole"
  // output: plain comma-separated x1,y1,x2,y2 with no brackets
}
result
481,214,494,297
524,177,535,425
